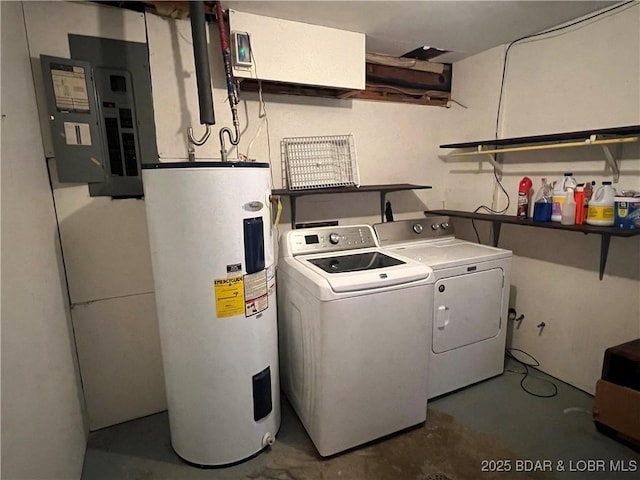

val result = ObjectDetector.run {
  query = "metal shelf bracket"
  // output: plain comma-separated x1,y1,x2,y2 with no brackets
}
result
593,135,621,183
476,146,503,178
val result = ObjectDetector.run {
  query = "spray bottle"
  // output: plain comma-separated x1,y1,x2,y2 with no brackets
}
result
517,177,533,218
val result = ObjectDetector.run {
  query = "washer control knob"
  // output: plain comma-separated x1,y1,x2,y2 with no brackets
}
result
412,223,423,234
431,224,440,230
329,232,340,245
440,222,449,229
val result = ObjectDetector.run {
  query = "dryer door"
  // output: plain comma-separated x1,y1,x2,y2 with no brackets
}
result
433,268,504,354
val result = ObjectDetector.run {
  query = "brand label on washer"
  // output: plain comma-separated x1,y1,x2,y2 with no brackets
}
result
214,276,244,318
244,270,268,317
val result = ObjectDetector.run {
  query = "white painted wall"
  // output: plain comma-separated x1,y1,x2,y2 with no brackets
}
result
1,2,87,478
438,45,506,210
441,3,640,394
23,0,166,430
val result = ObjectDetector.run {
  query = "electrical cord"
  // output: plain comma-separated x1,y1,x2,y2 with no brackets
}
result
505,348,558,398
472,167,510,243
240,34,275,190
238,34,280,254
470,0,636,244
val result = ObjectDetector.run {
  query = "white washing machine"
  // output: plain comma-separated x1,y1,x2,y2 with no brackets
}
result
374,217,512,399
277,225,434,457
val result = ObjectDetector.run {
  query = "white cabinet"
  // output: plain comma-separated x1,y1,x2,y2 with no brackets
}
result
229,9,365,90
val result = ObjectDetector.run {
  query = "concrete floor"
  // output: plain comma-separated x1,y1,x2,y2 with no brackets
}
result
82,359,639,480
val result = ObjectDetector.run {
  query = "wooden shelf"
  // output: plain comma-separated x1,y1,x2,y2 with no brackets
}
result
425,209,640,280
272,184,432,228
439,125,640,182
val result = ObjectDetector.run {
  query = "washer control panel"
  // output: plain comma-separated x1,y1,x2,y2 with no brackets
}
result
287,225,377,256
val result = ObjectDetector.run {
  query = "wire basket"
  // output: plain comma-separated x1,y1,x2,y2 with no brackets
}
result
281,134,360,190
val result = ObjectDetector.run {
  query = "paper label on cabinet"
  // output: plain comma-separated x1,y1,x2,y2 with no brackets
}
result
214,276,244,318
63,122,92,145
51,64,90,113
244,270,268,317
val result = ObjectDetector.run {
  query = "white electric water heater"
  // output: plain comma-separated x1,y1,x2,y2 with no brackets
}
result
142,162,280,466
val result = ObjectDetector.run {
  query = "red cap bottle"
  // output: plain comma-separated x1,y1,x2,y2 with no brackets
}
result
517,177,533,218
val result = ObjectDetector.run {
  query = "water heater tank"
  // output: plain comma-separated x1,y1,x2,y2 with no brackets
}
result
142,162,280,466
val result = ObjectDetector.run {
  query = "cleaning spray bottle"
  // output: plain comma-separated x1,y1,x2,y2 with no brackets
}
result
517,177,533,218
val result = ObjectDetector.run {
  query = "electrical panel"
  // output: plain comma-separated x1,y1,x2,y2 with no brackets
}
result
40,35,158,198
40,56,106,183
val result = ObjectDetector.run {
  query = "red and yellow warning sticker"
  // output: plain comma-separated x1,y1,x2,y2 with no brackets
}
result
244,270,268,317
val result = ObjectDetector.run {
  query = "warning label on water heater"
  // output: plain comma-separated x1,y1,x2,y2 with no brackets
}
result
244,270,268,317
214,276,244,318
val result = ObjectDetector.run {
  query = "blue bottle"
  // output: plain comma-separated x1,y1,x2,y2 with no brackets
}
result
533,178,553,222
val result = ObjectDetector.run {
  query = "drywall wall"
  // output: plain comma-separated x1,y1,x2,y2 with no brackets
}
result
0,2,87,478
23,0,166,430
441,3,640,394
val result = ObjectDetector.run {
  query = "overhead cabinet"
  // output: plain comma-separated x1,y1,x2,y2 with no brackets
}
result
228,9,365,91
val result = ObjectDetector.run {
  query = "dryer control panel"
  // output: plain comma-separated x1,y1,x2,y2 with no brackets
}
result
284,225,377,256
374,216,454,246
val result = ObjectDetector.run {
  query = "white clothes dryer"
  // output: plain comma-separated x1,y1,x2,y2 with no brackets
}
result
374,217,512,399
277,225,434,457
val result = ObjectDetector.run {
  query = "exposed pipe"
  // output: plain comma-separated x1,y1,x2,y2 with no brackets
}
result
215,1,240,161
188,0,215,158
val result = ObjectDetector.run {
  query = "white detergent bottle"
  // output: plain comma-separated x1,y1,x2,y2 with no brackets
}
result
561,188,576,225
552,173,577,222
586,181,616,226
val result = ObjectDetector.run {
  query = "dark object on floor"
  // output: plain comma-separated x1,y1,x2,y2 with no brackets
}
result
593,339,640,450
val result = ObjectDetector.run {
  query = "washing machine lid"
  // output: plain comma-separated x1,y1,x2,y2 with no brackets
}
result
306,251,404,274
374,218,511,269
388,239,511,269
295,249,432,293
